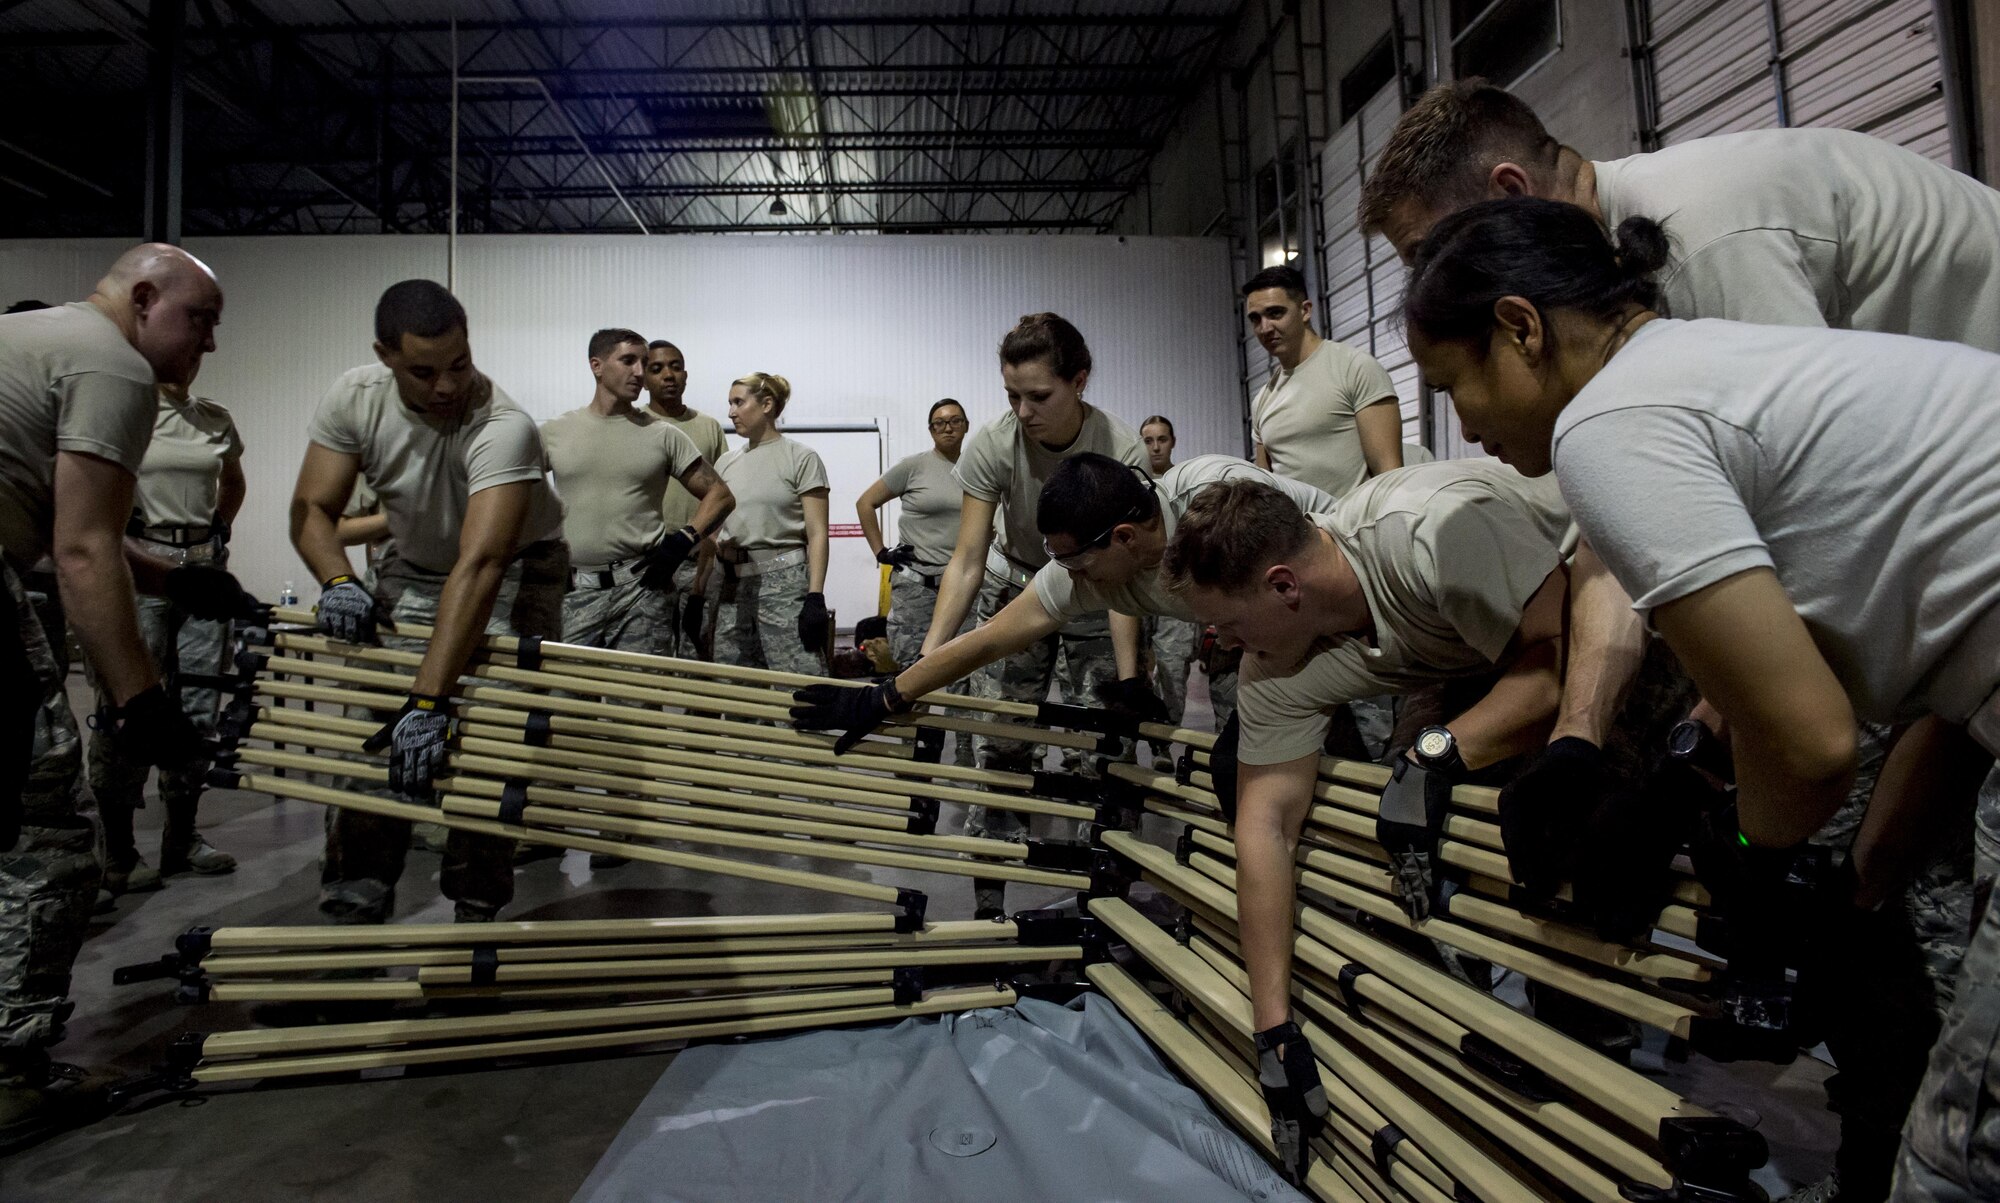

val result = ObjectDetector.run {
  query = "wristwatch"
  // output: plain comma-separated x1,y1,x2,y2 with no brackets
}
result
1666,718,1733,783
1411,725,1465,774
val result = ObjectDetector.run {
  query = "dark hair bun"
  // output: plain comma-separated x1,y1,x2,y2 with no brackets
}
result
1612,216,1670,280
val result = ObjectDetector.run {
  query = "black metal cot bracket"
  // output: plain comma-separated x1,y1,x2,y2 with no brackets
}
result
498,779,531,826
1456,1032,1562,1103
111,925,216,1004
906,797,940,836
911,726,945,765
1173,826,1195,867
1010,911,1103,949
522,710,553,747
514,635,543,671
894,888,929,933
1174,748,1197,786
1621,1116,1769,1203
1087,849,1134,901
1034,700,1140,741
893,966,926,1006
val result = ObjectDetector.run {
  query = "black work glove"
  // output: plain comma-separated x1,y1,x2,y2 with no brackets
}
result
1210,710,1241,824
680,592,706,648
204,519,231,562
363,693,455,798
797,591,830,654
316,575,395,644
1497,736,1608,901
1378,757,1456,922
99,684,205,770
163,563,261,622
1096,675,1171,726
1254,1021,1329,1185
1573,758,1715,942
638,527,698,590
875,544,920,569
790,678,907,755
1691,802,1820,1052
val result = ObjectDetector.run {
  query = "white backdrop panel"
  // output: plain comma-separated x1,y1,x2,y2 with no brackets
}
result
1,234,1237,604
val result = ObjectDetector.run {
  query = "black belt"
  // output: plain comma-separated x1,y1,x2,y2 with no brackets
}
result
126,519,213,546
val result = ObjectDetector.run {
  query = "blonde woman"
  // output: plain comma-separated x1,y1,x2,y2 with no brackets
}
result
703,373,830,672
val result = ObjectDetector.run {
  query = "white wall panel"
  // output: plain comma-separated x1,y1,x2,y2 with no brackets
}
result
2,234,1237,603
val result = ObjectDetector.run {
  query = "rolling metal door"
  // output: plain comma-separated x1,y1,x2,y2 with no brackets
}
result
1645,0,1951,165
1316,84,1427,446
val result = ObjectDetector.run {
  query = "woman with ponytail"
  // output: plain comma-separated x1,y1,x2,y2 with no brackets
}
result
1408,197,2000,1203
703,372,831,673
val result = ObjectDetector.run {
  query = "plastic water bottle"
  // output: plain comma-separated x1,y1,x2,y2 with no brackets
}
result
279,580,299,608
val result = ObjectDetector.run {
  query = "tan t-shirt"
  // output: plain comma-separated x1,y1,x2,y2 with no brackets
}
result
1034,454,1335,624
1594,128,2000,351
306,363,565,573
954,406,1145,572
134,390,243,528
654,405,728,532
1251,339,1398,499
1237,461,1572,765
543,406,703,566
878,449,963,573
715,435,829,554
0,302,158,563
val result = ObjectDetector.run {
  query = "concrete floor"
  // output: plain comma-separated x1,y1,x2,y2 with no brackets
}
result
0,670,1839,1202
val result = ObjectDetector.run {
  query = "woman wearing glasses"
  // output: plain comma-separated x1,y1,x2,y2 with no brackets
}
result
857,398,973,671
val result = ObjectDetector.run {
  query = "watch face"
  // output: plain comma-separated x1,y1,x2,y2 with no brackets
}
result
1417,728,1453,761
1668,721,1704,759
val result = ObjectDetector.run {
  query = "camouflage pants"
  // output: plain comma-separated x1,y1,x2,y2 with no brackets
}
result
707,560,825,676
0,560,98,1049
319,541,567,923
889,569,973,764
1149,617,1197,730
86,591,229,865
561,573,674,656
1892,879,2000,1202
965,573,1121,912
663,560,703,661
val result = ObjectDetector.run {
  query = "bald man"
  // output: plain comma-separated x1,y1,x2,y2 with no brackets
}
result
0,244,255,1149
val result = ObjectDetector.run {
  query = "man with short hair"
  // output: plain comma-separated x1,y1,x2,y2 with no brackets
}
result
544,329,732,656
1135,415,1201,757
790,452,1332,753
290,279,569,925
1161,463,1576,1181
643,340,730,658
0,243,254,1148
1361,77,2000,347
1243,265,1403,498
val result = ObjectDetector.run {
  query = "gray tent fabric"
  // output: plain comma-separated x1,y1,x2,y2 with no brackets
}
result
573,995,1310,1203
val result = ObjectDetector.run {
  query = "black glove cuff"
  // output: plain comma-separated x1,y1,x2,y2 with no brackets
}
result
323,574,358,589
1544,735,1602,763
880,679,908,712
1254,1020,1302,1051
806,592,826,604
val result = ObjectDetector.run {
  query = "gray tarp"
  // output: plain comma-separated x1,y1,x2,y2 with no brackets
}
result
574,994,1310,1203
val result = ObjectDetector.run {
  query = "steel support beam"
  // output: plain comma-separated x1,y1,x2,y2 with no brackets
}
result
145,0,187,243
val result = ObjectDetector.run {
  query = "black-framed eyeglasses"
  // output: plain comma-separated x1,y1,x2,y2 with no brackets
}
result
1042,467,1157,568
929,416,968,431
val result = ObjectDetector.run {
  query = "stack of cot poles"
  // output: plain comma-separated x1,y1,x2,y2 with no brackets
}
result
117,912,1091,1087
1104,732,1731,1046
213,607,1163,922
